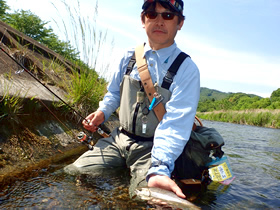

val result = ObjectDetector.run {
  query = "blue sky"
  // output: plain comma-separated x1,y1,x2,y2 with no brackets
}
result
7,0,280,97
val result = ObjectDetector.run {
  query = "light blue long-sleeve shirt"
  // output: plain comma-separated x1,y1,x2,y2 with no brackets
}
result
98,42,200,178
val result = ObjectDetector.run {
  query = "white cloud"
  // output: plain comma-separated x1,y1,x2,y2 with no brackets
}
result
177,33,280,93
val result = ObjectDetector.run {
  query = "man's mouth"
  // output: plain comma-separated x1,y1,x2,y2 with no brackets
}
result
153,28,167,34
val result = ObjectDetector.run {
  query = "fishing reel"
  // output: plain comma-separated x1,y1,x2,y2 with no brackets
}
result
77,131,95,150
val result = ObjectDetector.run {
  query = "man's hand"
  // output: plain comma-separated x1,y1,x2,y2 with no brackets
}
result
82,110,105,132
148,174,186,199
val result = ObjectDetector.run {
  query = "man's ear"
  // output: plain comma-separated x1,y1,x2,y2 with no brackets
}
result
142,20,146,28
178,20,184,30
141,15,146,28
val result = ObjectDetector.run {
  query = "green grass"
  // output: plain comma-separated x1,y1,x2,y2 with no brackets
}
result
197,110,280,129
50,0,110,118
63,69,107,117
0,81,27,124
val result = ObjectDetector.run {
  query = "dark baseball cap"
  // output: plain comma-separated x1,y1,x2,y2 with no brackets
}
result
142,0,184,14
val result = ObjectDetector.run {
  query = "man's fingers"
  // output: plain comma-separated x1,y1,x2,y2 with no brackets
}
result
173,187,186,199
169,180,186,199
148,175,186,199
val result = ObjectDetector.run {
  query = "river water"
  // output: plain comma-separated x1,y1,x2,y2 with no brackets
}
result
1,120,280,209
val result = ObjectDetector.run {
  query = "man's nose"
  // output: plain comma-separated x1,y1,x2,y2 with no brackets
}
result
155,14,165,25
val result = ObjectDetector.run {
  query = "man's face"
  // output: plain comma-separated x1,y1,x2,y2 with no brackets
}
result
142,3,184,50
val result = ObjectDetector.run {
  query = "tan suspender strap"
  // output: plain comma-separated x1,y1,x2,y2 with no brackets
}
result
134,43,201,129
135,44,166,122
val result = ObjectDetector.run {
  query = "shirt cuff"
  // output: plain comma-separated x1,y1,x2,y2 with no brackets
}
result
97,107,110,122
146,162,171,182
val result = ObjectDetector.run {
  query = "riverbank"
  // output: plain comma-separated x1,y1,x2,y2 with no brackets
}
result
0,21,115,188
196,109,280,129
0,100,83,187
0,96,119,188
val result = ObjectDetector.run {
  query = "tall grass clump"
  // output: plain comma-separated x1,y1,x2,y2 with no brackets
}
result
51,0,113,73
51,0,113,117
65,70,107,117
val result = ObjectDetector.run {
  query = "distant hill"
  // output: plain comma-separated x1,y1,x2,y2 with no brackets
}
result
200,87,261,102
200,87,231,101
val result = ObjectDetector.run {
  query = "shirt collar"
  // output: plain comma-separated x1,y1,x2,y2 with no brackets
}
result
144,42,177,65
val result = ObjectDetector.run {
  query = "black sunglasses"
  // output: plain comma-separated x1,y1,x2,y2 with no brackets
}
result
144,11,178,20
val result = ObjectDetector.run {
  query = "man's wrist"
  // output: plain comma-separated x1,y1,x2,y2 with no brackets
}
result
146,162,171,182
147,173,156,180
97,108,108,122
149,160,170,170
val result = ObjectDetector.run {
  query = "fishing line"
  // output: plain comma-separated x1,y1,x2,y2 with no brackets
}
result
37,98,77,137
0,28,88,122
0,44,88,122
0,29,109,138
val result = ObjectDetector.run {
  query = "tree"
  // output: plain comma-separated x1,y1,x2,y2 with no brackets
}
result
4,9,79,61
5,10,52,41
0,0,9,18
256,98,271,109
270,88,280,102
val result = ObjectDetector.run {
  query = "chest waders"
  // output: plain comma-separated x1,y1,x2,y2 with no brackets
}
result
119,50,189,139
120,44,225,184
120,75,171,138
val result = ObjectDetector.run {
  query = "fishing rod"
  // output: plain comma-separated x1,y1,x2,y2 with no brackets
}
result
0,42,109,139
0,45,86,120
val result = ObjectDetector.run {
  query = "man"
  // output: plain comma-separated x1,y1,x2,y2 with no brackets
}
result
65,0,200,199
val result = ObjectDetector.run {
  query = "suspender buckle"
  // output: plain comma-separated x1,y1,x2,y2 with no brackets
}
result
163,71,175,85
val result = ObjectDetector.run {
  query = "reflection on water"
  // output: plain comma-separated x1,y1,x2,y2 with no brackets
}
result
204,121,280,209
1,120,280,209
0,165,146,209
